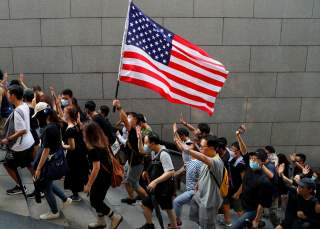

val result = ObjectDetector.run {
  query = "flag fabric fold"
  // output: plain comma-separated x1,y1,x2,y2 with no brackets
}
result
119,2,228,115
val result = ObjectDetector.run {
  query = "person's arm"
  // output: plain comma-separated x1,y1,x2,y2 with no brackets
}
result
278,163,293,185
84,161,100,193
34,148,50,179
19,73,28,89
177,140,212,166
174,166,186,177
113,100,131,131
147,170,175,191
252,204,264,228
180,115,197,134
233,171,245,199
136,126,145,155
261,164,274,179
315,203,320,214
236,131,247,155
62,137,75,151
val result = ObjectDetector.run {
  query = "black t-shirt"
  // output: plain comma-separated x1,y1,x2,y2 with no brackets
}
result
41,123,61,154
126,128,144,166
88,148,112,177
93,114,116,144
241,169,273,211
229,157,246,195
63,125,87,155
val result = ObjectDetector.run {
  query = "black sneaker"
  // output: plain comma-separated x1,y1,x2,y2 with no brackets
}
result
137,223,155,229
70,195,82,202
6,185,27,195
27,190,45,199
121,198,136,205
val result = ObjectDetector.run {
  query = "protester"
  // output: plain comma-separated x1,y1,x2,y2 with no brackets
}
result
62,106,89,202
2,84,35,195
100,105,110,120
231,151,273,229
113,99,148,204
173,126,202,227
138,132,178,229
61,89,73,109
33,105,72,220
175,134,224,229
83,121,123,229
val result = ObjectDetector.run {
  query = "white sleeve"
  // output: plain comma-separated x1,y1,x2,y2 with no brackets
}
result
14,110,26,132
160,151,174,172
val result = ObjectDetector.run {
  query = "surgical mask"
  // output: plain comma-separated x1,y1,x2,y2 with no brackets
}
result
312,175,318,181
144,144,152,154
249,161,261,170
61,99,69,107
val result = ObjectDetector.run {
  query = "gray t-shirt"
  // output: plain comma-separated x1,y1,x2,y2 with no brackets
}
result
152,146,174,172
195,155,224,208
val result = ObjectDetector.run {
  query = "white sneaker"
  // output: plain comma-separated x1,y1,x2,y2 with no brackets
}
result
62,197,72,208
40,212,60,220
109,213,123,229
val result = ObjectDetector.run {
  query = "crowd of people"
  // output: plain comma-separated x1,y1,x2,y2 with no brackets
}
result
0,68,319,229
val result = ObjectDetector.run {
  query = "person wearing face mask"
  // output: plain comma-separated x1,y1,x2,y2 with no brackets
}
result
60,89,73,109
231,151,273,229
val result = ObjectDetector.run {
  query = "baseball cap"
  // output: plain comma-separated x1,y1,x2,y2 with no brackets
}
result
297,177,316,190
32,102,49,118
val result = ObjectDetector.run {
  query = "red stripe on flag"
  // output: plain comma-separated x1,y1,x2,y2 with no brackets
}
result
122,64,214,107
168,61,224,87
171,49,228,79
123,51,219,96
120,76,215,115
173,35,210,58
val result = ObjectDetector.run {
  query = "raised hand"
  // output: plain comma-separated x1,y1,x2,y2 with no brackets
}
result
19,73,24,83
277,163,285,175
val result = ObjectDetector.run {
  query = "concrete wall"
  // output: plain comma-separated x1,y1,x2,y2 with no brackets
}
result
0,0,320,165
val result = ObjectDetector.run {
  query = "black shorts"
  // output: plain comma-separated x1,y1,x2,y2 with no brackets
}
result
142,193,174,210
4,146,34,169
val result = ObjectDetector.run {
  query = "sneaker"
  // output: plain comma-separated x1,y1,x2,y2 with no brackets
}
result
217,218,232,227
88,215,106,229
40,212,60,220
109,213,123,229
137,224,155,229
27,190,45,199
121,198,136,205
62,197,72,208
70,195,82,202
6,185,27,195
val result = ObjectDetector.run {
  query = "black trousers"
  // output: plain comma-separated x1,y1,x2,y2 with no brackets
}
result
90,174,112,215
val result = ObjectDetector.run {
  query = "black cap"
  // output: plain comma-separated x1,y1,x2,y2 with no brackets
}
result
297,177,316,190
256,148,268,162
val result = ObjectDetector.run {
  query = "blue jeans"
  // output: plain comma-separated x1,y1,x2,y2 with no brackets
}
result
44,180,67,214
231,210,256,229
173,190,194,218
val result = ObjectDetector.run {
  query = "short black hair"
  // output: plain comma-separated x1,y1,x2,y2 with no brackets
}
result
84,100,96,112
62,89,73,98
136,113,146,124
231,141,240,150
147,132,161,145
256,148,268,162
176,127,189,137
204,135,219,150
23,88,34,102
217,137,227,150
296,153,307,163
0,69,3,80
8,84,24,100
9,80,21,86
265,145,275,154
198,123,210,134
100,105,110,117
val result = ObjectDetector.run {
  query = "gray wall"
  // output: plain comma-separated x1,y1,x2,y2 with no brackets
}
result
0,0,320,165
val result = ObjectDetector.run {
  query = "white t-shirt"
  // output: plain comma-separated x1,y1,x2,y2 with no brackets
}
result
10,103,35,152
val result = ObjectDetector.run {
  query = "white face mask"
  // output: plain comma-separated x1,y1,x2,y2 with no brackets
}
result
61,99,69,107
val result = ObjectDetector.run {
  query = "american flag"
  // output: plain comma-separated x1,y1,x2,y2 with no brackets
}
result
119,2,228,115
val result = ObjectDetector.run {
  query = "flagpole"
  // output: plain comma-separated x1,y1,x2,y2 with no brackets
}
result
113,0,132,112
